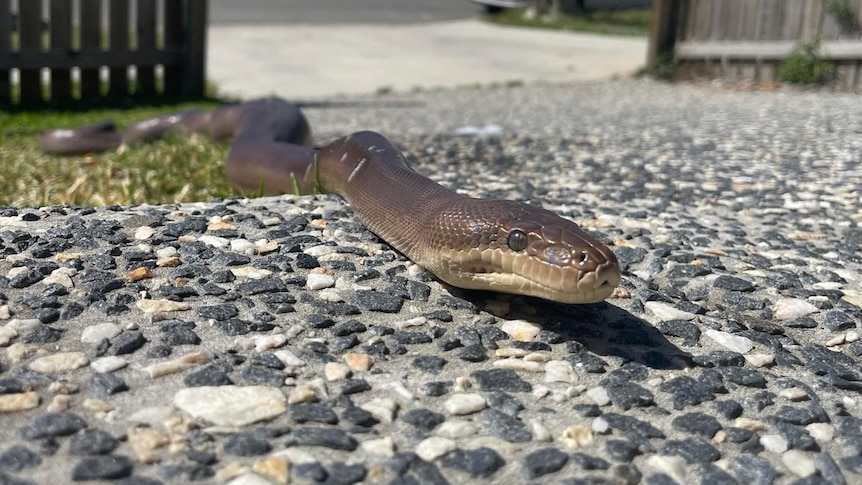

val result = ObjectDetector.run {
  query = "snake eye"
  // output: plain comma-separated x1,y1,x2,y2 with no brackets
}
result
507,230,528,252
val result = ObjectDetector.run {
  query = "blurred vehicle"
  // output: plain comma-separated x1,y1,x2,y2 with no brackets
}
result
469,0,529,14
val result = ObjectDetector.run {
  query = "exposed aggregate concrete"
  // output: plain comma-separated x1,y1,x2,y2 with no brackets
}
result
0,79,860,484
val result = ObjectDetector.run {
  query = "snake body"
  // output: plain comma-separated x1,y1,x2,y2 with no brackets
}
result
41,97,621,304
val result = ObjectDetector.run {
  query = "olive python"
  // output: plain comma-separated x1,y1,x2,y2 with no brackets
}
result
41,97,621,304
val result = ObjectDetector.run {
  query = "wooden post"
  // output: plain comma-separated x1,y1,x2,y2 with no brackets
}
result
0,0,10,106
50,0,73,104
136,0,156,96
108,0,130,99
185,0,208,97
647,0,681,69
18,0,43,105
80,0,103,100
163,0,183,96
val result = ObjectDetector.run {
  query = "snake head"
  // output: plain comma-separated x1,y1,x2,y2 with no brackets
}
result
425,199,621,304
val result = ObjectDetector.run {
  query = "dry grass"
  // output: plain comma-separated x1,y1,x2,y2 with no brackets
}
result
0,102,252,208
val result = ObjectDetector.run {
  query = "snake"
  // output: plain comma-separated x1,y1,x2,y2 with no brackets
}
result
40,97,621,304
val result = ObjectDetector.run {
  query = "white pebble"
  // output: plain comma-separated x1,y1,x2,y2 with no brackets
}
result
586,386,611,406
779,387,809,401
230,239,257,255
444,393,486,415
529,419,552,442
744,353,775,367
774,298,818,320
198,235,229,248
90,356,128,373
760,434,788,453
360,436,395,457
317,289,343,302
544,360,578,384
134,226,156,240
805,423,834,443
415,437,456,461
324,362,351,381
360,397,398,423
394,317,428,329
435,420,478,438
6,319,42,333
493,359,542,372
156,247,178,258
30,352,90,373
644,455,687,484
0,327,17,345
306,273,335,290
81,323,122,344
173,385,287,427
705,329,754,353
591,417,610,434
500,319,542,341
304,245,338,257
250,334,285,352
644,301,696,321
273,350,306,367
230,267,272,279
782,449,817,477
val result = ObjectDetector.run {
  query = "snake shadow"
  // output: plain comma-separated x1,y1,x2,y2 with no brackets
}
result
452,289,692,371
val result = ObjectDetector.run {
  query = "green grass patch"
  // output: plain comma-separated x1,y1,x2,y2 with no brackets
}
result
484,7,651,36
0,101,245,208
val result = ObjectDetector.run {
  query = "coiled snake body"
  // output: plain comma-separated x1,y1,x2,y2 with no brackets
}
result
41,97,621,304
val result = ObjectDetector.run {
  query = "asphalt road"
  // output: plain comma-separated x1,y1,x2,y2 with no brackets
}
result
208,0,653,24
208,0,480,25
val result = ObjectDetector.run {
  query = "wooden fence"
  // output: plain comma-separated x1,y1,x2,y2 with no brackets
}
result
0,0,208,107
648,0,862,90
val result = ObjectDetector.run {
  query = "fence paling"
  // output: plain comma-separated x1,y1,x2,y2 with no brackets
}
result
649,0,862,90
0,0,208,107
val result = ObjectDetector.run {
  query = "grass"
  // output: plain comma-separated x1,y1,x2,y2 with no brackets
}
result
484,7,651,37
0,100,244,208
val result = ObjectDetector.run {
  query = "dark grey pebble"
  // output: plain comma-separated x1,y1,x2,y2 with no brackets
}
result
330,319,367,336
713,275,755,291
214,319,251,336
113,476,165,485
236,277,287,295
339,378,371,395
417,381,451,397
184,364,233,387
0,446,41,472
713,400,744,419
486,391,524,417
89,373,128,397
112,331,147,355
159,321,201,346
437,294,478,312
284,427,358,451
719,367,768,388
570,452,610,470
413,355,447,374
158,464,214,481
223,433,272,456
522,447,569,479
606,382,654,410
823,311,856,331
290,403,339,425
671,412,722,438
349,290,404,313
471,369,532,393
659,376,715,409
601,413,665,439
605,439,643,462
68,429,119,455
730,454,777,485
20,413,88,440
321,462,367,485
401,409,445,431
457,344,487,362
659,437,720,464
479,408,532,443
195,304,239,320
20,327,63,344
293,462,328,481
341,406,378,427
71,454,134,480
439,447,504,478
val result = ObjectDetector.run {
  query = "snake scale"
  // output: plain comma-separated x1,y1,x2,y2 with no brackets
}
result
41,97,621,304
